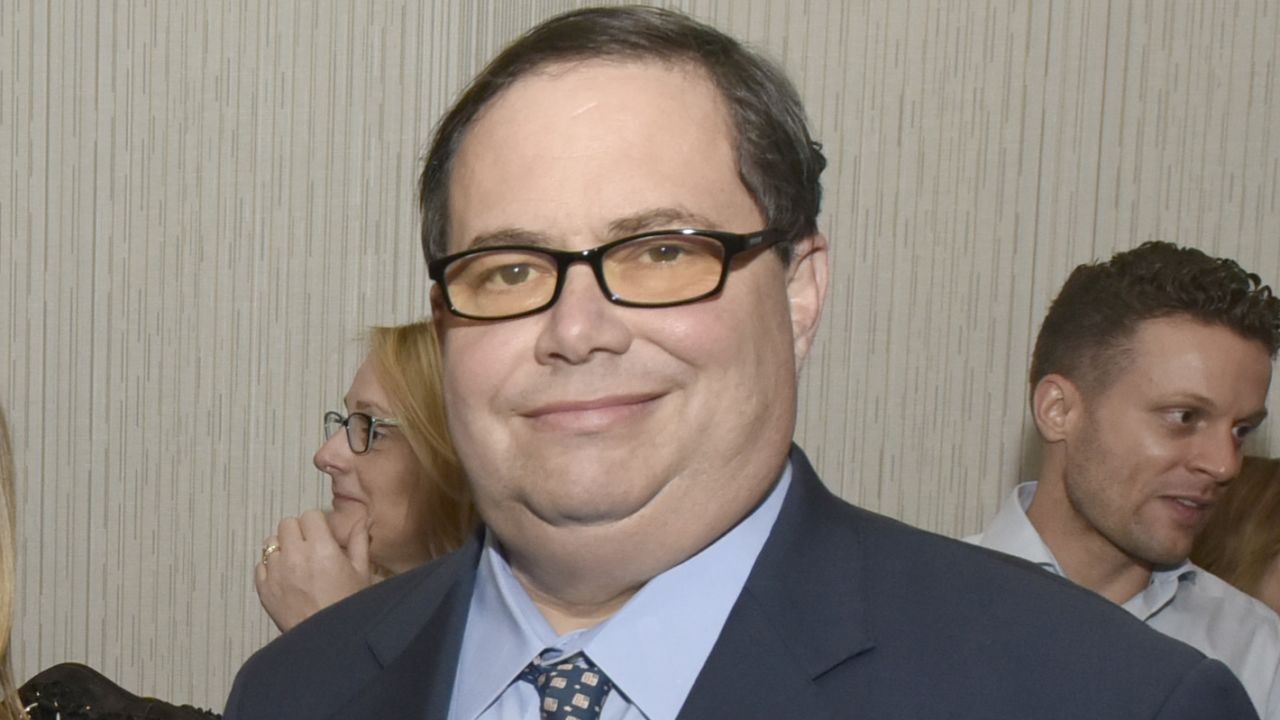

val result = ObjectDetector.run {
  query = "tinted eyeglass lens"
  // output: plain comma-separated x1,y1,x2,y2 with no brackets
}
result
346,412,373,454
602,233,725,305
444,250,559,320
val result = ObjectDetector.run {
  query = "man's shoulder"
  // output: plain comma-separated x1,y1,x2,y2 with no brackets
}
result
223,544,477,720
771,454,1257,717
833,497,1144,624
859,510,1254,713
785,463,1109,613
782,457,1196,656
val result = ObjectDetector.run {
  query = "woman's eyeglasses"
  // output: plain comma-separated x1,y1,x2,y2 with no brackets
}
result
323,411,400,454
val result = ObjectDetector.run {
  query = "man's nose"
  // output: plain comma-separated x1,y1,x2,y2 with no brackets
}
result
1193,428,1243,483
534,264,633,365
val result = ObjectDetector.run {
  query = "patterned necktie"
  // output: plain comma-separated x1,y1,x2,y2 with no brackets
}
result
518,651,615,720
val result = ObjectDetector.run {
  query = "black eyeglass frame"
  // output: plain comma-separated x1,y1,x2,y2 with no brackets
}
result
323,410,400,455
427,227,786,321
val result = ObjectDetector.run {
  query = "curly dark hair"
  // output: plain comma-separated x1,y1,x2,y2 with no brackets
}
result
417,5,826,266
1030,241,1280,393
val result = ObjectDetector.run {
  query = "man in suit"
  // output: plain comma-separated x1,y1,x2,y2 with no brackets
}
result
970,243,1280,717
225,7,1258,719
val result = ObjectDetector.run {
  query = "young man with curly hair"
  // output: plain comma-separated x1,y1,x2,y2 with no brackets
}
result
972,241,1280,718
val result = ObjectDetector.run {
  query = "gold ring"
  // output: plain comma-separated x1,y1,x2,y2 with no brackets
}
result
261,543,281,564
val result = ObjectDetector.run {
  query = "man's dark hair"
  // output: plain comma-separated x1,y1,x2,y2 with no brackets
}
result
418,5,826,265
1030,241,1280,394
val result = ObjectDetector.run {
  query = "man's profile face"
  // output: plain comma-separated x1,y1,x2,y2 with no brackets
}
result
1060,316,1272,568
433,59,824,583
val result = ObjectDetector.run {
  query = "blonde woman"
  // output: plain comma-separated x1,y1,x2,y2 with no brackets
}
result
255,321,475,632
0,406,23,719
1192,456,1280,614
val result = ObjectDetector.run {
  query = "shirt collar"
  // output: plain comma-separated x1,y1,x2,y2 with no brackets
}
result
979,482,1063,573
1122,560,1198,621
983,481,1198,620
450,462,793,720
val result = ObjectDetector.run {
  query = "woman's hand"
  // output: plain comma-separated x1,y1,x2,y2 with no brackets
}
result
255,507,373,633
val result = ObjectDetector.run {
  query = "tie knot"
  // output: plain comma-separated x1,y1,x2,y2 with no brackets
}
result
519,651,614,720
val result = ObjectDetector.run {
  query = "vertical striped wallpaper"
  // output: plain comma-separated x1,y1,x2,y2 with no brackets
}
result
2,0,1278,709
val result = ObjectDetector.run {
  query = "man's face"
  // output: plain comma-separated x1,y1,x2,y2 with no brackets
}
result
434,60,825,587
1059,316,1272,569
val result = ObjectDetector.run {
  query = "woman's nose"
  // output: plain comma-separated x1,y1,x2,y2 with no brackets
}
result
313,429,352,474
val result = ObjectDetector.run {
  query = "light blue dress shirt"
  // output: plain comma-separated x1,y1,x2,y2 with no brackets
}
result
970,481,1280,719
446,463,792,720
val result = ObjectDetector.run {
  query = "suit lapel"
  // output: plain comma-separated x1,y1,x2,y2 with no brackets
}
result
676,590,839,718
328,533,483,720
678,446,875,718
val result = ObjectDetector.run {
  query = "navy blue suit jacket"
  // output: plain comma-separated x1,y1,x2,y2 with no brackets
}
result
225,446,1259,719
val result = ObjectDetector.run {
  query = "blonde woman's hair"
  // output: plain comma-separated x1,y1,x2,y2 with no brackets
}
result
1192,456,1280,600
0,407,23,719
367,321,476,559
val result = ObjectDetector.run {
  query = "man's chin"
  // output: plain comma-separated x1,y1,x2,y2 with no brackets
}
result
1131,537,1194,571
1149,547,1194,570
525,497,651,529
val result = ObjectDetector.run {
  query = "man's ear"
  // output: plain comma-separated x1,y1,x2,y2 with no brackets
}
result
785,233,829,367
1032,373,1082,443
429,284,451,338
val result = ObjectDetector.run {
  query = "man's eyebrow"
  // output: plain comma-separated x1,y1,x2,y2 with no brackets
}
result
466,228,557,250
1242,408,1269,426
1160,393,1269,425
462,208,721,251
1160,393,1223,415
607,207,719,236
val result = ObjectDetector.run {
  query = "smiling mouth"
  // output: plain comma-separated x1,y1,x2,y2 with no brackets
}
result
1162,495,1215,524
522,393,664,432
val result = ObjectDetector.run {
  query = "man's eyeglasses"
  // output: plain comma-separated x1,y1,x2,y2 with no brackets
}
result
323,411,400,455
427,228,784,321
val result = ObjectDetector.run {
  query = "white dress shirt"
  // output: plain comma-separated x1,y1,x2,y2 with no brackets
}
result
969,482,1280,719
446,463,792,720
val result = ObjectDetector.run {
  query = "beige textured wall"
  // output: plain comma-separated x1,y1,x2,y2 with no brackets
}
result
3,0,1279,710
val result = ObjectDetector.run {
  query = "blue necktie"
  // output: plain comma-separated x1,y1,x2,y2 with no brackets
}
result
519,651,615,720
